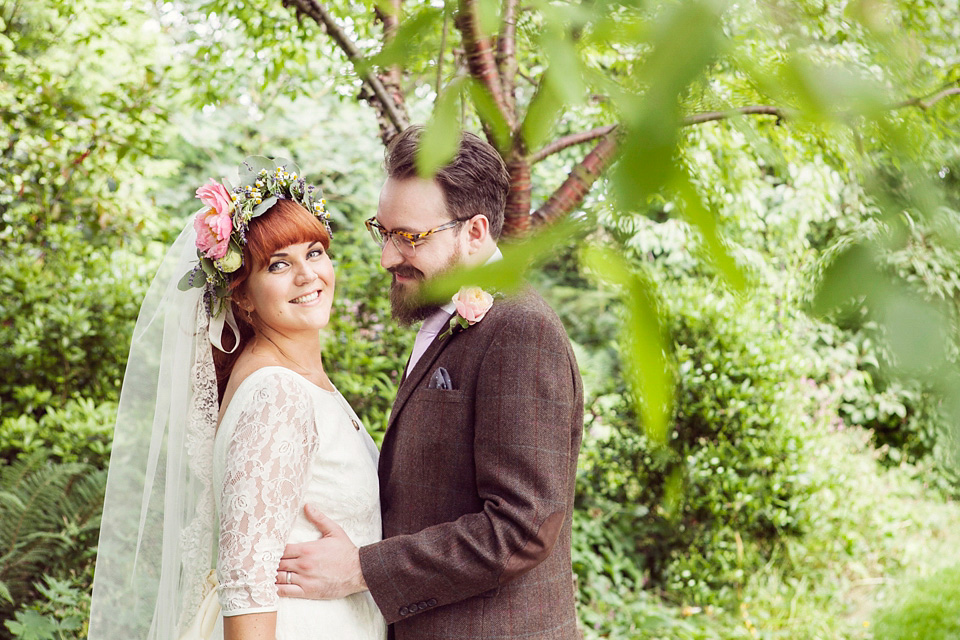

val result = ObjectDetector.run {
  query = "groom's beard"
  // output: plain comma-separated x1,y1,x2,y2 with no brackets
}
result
388,246,461,327
389,266,435,327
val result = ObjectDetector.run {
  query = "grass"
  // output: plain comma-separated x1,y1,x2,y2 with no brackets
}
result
871,564,960,640
578,425,960,639
730,425,960,639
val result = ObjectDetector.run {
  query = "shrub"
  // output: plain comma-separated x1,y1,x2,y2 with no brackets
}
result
0,397,115,467
804,319,947,465
805,205,960,479
576,284,813,607
4,575,90,640
0,225,156,420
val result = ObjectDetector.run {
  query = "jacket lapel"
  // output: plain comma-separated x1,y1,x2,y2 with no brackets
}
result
386,326,455,434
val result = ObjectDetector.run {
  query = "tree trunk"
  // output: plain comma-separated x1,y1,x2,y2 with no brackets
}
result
503,153,532,236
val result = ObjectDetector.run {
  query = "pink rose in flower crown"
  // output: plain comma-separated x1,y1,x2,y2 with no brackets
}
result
453,286,494,324
193,179,234,260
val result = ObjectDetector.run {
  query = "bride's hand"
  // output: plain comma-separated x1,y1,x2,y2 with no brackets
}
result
276,504,368,600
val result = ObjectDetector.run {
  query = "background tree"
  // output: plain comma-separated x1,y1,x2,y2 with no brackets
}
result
185,0,960,442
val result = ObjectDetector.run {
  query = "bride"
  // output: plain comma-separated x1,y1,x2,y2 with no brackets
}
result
88,158,387,640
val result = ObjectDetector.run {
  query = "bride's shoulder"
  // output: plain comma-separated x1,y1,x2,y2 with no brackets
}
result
219,363,315,423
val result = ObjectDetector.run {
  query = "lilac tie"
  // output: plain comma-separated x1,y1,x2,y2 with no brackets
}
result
406,309,453,377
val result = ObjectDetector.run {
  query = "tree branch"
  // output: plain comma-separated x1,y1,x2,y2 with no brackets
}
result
503,155,532,236
894,86,960,111
529,125,617,164
281,0,409,138
523,88,960,232
373,0,407,144
455,0,515,129
678,87,960,128
681,105,789,126
496,0,518,115
532,129,619,226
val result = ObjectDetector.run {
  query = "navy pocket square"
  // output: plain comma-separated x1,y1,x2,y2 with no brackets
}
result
427,367,453,390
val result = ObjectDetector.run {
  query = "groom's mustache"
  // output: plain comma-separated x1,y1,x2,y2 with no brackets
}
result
389,265,424,281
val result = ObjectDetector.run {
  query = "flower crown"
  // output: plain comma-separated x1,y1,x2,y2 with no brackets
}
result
178,156,330,315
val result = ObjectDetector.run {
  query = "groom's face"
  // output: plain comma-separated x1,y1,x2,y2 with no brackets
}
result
376,177,464,325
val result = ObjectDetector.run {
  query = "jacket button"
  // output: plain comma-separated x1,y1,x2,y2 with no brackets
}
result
418,601,427,610
427,598,437,606
399,606,409,616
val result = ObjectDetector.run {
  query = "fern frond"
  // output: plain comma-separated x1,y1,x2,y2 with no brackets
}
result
0,578,12,604
0,451,106,614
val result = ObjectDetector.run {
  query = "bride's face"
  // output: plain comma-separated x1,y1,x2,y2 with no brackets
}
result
242,240,335,336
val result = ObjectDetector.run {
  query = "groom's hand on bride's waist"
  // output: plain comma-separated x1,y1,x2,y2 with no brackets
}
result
276,504,367,600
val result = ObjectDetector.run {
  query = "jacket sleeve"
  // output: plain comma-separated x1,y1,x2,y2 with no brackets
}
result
359,301,582,623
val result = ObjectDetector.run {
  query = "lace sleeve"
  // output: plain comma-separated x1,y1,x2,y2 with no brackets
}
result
216,372,318,615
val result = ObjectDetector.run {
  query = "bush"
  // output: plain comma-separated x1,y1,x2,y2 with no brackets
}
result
0,225,157,420
805,204,960,479
0,396,115,467
805,319,947,465
576,284,813,607
4,575,90,640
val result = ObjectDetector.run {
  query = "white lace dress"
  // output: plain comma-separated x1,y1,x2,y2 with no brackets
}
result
210,366,387,639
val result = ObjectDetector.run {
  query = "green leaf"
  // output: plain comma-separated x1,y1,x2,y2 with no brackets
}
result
810,242,879,317
274,157,300,176
420,217,582,302
360,7,443,72
200,257,217,277
466,79,511,153
581,246,673,445
611,0,725,208
879,288,951,376
812,242,952,377
520,71,565,151
5,610,58,639
237,156,275,185
672,171,748,291
541,29,585,106
475,0,501,38
416,77,467,178
252,195,278,217
177,266,200,291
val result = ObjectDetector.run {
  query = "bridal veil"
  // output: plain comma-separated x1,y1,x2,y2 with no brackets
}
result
88,220,221,638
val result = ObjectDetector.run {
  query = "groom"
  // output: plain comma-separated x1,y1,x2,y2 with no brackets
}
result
278,125,584,639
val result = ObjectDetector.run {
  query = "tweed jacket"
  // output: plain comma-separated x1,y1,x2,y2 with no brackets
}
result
358,287,584,640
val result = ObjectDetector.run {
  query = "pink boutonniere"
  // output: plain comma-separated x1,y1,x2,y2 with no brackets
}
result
439,286,495,339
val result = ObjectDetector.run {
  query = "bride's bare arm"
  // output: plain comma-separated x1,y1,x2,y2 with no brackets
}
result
223,612,277,640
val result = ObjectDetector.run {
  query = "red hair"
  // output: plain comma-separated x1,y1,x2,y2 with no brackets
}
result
212,199,331,400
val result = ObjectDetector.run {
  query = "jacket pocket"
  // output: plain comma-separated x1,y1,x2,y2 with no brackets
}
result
415,388,466,403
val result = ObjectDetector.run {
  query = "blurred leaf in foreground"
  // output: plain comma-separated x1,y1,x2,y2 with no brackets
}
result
582,246,673,446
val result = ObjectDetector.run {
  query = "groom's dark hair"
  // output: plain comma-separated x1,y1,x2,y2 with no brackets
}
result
384,125,509,240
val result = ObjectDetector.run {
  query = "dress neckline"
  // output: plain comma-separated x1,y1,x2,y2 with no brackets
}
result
225,366,366,434
239,365,339,396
